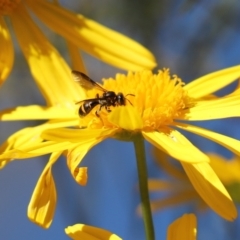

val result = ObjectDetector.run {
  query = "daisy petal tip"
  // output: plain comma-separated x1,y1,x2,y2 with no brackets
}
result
65,223,122,240
227,206,238,221
75,167,88,186
168,213,197,240
28,214,52,229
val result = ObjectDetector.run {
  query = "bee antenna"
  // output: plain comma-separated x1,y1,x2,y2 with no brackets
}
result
125,94,135,106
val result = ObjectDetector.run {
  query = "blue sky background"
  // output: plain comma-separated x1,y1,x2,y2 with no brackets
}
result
0,0,240,239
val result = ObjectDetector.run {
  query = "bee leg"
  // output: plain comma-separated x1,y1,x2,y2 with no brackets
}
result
105,106,111,112
95,104,104,117
95,108,104,125
95,109,100,117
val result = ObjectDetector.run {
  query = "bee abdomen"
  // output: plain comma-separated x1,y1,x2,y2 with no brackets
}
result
79,101,99,117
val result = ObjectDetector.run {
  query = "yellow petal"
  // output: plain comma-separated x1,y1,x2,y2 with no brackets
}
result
17,141,73,155
108,106,143,131
208,154,240,184
148,179,174,191
167,214,197,240
182,94,240,120
28,152,61,228
41,127,116,184
0,16,14,85
26,0,156,71
0,141,73,160
66,138,102,185
142,129,209,163
149,190,198,212
0,159,10,169
182,162,237,221
175,123,240,156
42,128,117,143
10,4,85,106
65,224,122,240
185,65,240,98
0,105,78,120
0,120,79,167
66,41,87,73
0,127,41,153
152,147,187,181
75,167,88,186
0,126,44,168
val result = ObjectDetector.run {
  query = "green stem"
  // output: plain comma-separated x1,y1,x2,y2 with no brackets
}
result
133,134,155,240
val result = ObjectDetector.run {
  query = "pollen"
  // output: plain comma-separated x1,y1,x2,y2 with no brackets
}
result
0,0,20,15
79,70,191,131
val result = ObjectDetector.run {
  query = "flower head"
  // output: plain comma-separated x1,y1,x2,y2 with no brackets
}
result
1,65,240,226
79,69,189,131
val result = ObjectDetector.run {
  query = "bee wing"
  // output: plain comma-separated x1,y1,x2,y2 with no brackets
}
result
72,70,106,92
75,97,100,105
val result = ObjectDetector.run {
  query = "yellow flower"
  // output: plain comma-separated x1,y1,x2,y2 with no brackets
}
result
0,0,156,87
65,214,197,240
147,148,240,218
1,65,240,227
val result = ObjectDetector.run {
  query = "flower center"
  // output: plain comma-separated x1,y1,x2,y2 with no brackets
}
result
79,70,191,131
0,0,21,15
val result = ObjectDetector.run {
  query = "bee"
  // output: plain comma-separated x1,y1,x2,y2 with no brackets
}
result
72,70,134,117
